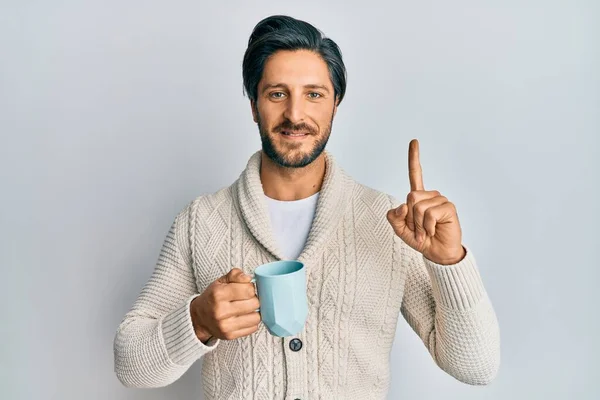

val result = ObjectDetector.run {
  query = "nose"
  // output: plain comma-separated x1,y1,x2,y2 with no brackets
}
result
283,96,306,125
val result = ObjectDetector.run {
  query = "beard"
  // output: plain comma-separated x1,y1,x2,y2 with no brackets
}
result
256,110,334,169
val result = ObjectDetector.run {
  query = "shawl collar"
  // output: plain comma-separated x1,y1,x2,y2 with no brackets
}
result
235,150,352,264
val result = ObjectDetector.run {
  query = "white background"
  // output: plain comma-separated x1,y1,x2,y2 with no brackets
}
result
1,1,598,399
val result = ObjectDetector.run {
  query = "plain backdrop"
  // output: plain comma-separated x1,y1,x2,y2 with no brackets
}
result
1,1,598,399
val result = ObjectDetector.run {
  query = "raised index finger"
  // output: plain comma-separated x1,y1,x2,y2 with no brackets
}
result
408,139,424,191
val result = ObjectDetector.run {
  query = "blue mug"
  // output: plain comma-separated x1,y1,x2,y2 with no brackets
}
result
251,260,308,337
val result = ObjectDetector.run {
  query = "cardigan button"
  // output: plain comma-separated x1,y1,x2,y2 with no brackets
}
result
289,338,303,352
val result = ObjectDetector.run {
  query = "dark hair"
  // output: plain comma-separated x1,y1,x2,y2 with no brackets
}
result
242,15,347,106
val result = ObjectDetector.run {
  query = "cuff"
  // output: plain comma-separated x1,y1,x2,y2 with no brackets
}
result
422,246,487,311
160,294,220,366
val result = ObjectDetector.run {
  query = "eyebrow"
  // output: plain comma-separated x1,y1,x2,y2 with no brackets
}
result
261,83,331,94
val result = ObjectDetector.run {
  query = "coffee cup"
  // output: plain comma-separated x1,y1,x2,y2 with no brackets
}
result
250,260,308,337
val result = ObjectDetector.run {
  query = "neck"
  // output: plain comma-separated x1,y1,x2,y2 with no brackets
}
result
260,151,326,201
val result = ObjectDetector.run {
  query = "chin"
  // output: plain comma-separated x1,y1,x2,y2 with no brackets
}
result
271,146,326,169
260,129,330,169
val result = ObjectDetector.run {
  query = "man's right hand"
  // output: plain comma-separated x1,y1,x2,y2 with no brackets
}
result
190,268,261,343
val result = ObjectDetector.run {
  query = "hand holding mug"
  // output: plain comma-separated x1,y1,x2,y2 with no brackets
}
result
190,268,261,342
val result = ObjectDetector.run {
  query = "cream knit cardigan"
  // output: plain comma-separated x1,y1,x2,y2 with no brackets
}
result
113,150,501,399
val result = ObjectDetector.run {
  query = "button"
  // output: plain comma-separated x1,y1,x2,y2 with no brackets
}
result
289,338,303,352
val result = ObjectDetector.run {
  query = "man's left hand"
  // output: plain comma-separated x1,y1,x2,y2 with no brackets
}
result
386,139,466,265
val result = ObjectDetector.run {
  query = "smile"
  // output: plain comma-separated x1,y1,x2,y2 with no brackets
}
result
280,131,309,138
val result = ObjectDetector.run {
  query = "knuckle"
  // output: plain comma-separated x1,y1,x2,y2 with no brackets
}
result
223,331,236,340
210,287,223,301
216,319,228,332
414,203,426,216
423,207,433,218
423,209,435,222
227,268,241,280
213,303,227,320
235,268,247,277
206,289,216,301
433,190,441,196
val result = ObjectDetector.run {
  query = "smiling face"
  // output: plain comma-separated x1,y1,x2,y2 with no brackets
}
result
251,49,338,168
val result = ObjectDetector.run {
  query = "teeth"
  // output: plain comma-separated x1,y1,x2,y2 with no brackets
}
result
283,132,306,136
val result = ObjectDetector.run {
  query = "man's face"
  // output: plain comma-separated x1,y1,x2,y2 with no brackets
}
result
252,49,338,168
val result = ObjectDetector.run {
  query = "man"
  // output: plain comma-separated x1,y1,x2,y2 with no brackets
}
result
113,15,500,399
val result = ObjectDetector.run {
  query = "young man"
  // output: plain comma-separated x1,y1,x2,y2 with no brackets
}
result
114,15,500,399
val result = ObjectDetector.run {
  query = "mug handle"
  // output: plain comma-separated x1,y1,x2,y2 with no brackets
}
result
250,276,260,313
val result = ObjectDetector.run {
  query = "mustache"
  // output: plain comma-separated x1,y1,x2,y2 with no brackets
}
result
274,121,317,135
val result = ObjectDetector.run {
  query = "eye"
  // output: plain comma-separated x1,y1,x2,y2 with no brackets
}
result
269,92,286,99
308,92,323,99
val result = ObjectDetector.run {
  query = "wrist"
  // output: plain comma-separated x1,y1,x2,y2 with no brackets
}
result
428,245,467,265
190,297,212,343
195,325,212,343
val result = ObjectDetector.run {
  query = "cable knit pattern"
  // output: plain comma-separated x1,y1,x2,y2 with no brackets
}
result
305,257,321,399
272,333,285,399
339,214,357,392
318,230,342,396
113,149,501,399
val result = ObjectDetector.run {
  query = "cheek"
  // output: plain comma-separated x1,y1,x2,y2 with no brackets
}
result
258,104,282,128
313,108,334,129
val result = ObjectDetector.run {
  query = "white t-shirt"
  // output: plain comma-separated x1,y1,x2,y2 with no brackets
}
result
264,191,320,260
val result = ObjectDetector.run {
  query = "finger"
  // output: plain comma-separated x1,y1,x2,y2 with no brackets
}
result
406,190,440,231
229,297,261,315
232,310,262,330
219,268,252,284
413,196,448,241
219,311,261,335
218,268,241,284
423,202,456,238
223,282,256,301
386,203,409,234
408,139,424,192
221,324,260,341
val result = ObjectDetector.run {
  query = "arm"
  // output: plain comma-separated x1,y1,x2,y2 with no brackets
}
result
398,236,501,385
113,203,219,388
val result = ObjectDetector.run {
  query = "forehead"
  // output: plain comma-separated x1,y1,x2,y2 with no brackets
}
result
260,49,332,88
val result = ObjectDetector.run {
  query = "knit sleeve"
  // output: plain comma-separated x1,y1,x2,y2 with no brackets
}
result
113,202,220,388
397,234,501,385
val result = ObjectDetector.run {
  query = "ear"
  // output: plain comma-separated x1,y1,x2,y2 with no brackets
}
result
250,100,258,123
333,96,339,118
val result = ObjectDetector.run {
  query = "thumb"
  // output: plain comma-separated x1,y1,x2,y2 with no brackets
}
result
218,268,251,284
386,204,409,233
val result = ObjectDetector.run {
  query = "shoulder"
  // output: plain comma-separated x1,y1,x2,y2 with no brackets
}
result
343,176,409,269
343,177,399,238
174,183,236,231
349,179,399,213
